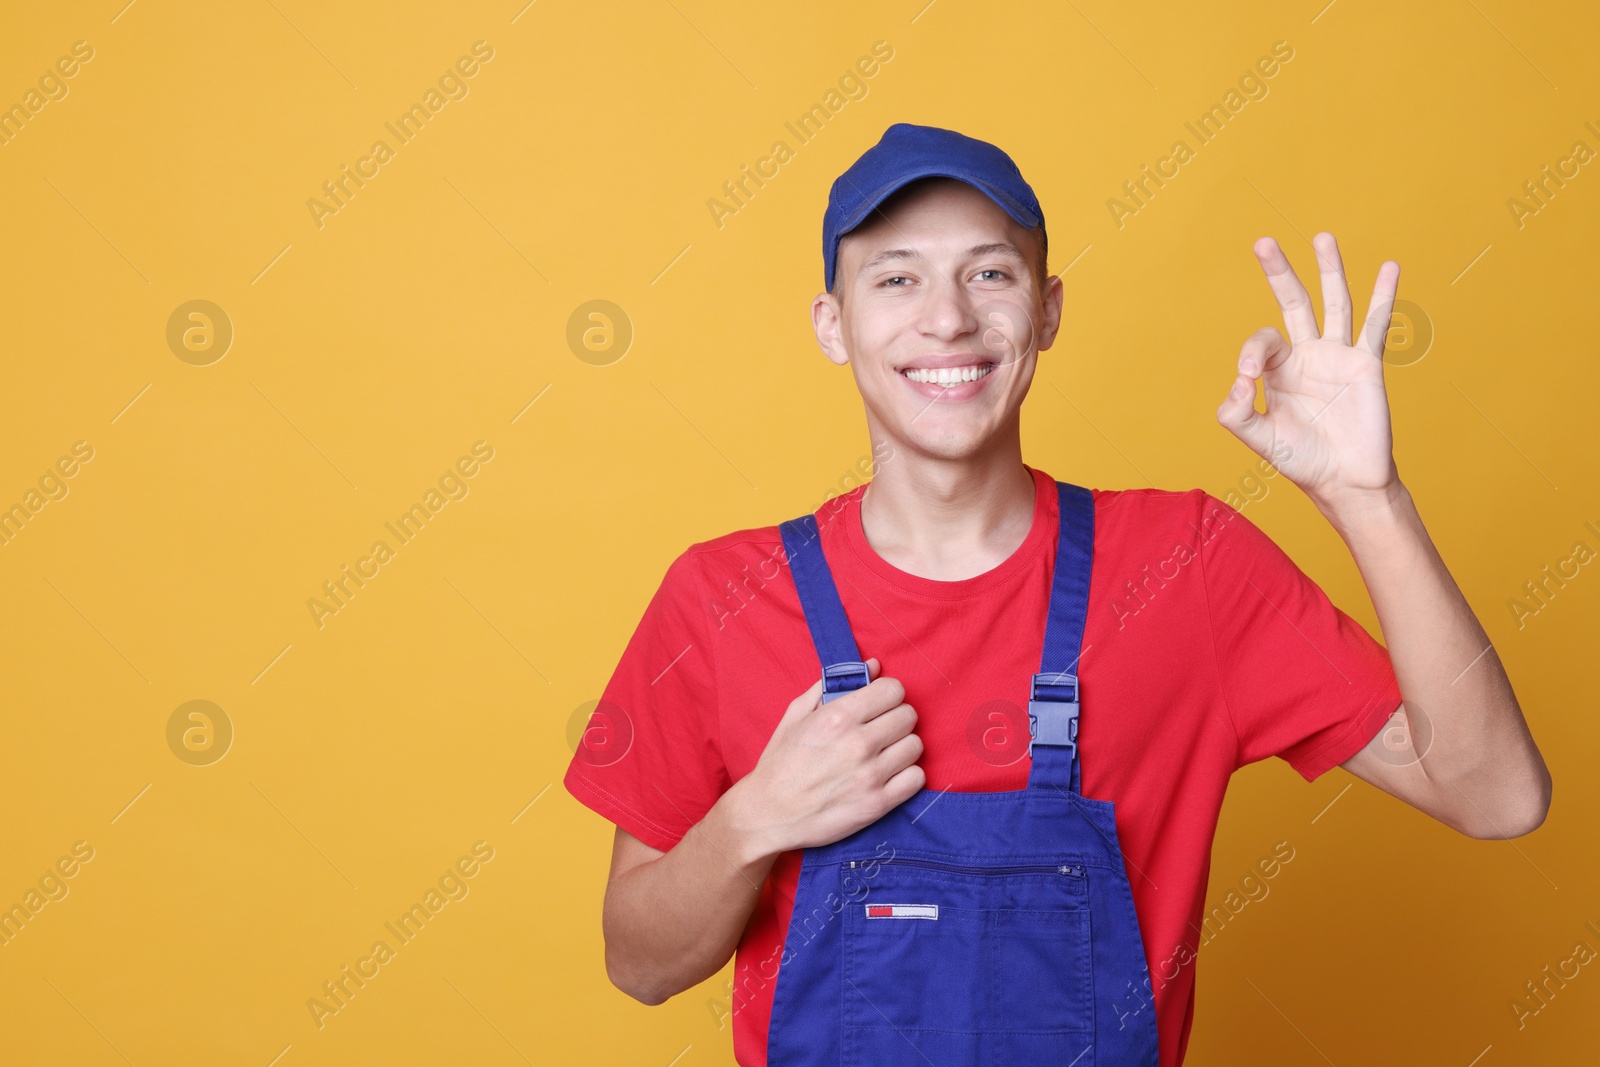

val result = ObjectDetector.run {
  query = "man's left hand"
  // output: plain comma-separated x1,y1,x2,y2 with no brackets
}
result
1216,233,1403,518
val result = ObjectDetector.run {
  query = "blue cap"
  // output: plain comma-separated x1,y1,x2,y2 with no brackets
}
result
822,122,1044,291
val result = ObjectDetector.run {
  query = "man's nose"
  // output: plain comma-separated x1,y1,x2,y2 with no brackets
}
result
915,275,979,342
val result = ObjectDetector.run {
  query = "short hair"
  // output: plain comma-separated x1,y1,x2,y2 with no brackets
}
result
828,177,1049,299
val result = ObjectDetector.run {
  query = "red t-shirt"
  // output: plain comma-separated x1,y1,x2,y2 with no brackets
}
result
563,464,1402,1067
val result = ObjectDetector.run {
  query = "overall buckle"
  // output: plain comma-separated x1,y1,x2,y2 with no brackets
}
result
1027,671,1080,755
821,661,871,703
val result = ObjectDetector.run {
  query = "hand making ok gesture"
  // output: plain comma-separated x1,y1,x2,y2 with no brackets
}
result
1216,233,1404,516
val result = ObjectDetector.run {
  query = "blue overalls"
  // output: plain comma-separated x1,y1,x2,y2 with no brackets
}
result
765,480,1160,1066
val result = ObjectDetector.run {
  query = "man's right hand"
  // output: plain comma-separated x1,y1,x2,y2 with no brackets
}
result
599,657,924,1004
729,657,926,859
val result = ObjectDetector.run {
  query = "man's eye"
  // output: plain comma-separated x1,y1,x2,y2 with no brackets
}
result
976,269,1009,282
883,275,912,287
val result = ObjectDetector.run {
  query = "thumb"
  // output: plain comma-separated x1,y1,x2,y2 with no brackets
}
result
1216,375,1275,459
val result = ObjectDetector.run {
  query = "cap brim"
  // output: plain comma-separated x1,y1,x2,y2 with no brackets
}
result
838,165,1041,236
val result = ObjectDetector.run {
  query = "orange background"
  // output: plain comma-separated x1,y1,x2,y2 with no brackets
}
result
0,1,1595,1063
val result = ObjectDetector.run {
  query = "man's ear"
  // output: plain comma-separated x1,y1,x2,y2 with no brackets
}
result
811,292,851,366
1036,274,1065,352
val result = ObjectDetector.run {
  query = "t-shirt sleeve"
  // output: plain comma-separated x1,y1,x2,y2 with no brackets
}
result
1195,490,1404,781
561,548,728,852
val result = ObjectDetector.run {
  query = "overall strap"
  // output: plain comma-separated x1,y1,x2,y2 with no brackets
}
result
779,513,871,702
1028,482,1095,794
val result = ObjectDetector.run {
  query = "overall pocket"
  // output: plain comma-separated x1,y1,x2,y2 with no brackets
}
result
839,855,1095,1065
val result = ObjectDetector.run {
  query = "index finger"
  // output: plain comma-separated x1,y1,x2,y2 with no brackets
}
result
838,673,908,722
1253,236,1319,345
805,657,883,712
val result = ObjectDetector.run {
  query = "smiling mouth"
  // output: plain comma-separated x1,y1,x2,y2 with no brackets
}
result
899,363,995,385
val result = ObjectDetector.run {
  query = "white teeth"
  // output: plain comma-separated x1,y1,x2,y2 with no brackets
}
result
902,364,993,385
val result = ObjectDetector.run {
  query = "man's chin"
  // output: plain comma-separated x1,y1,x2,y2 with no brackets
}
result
884,422,999,464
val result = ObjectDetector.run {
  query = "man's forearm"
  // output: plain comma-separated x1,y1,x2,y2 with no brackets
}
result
1318,480,1550,833
603,778,780,1005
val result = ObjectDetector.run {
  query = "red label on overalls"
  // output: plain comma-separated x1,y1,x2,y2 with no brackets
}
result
865,904,939,919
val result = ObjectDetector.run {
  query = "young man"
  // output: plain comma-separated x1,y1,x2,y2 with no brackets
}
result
563,123,1551,1066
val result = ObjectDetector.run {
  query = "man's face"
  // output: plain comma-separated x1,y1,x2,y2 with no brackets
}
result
812,178,1063,464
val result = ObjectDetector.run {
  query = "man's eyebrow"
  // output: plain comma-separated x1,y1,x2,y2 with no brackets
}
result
859,247,921,270
858,243,1026,270
966,242,1026,262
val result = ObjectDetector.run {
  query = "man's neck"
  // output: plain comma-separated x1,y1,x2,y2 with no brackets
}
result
858,444,1036,582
